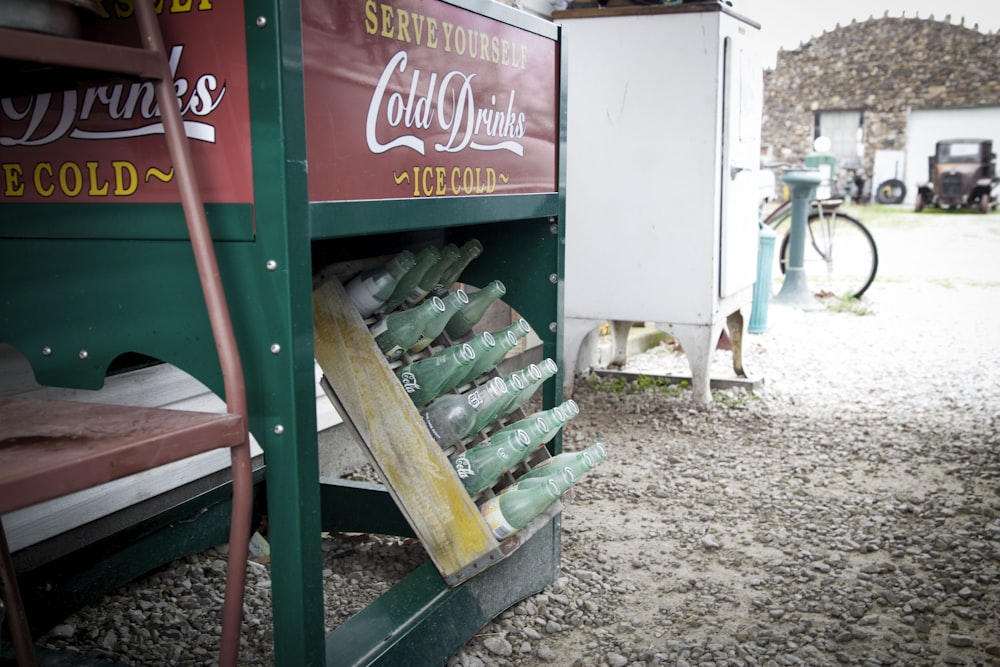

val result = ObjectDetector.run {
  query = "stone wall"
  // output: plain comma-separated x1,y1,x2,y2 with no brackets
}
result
762,15,1000,182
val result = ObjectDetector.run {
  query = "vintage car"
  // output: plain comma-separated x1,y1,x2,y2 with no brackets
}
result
915,139,998,213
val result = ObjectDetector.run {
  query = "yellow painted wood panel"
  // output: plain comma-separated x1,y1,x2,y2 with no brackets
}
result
312,277,499,581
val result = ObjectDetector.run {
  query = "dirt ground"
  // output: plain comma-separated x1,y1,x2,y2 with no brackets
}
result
455,208,1000,666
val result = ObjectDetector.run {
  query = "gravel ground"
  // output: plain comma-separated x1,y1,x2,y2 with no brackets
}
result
39,210,1000,666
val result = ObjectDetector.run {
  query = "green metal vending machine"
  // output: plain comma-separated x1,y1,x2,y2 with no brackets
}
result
0,1,566,664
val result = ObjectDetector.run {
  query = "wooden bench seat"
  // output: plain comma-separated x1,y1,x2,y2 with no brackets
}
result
0,396,245,516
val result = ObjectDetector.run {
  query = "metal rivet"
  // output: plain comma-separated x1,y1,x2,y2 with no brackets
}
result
549,273,558,284
548,322,558,333
549,223,558,235
270,343,281,355
41,346,52,356
273,424,284,435
266,260,278,271
79,349,89,359
256,16,267,28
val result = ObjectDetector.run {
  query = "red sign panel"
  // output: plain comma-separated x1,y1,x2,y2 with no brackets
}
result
0,2,253,205
302,0,559,201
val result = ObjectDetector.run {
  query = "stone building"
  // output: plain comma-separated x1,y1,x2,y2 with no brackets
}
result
761,14,1000,202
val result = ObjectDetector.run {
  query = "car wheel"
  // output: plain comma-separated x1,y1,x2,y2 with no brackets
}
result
876,179,906,205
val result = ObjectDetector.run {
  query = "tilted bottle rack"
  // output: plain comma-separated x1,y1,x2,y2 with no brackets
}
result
313,264,563,585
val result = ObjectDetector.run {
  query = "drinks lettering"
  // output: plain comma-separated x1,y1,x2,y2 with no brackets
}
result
395,342,477,407
451,428,532,496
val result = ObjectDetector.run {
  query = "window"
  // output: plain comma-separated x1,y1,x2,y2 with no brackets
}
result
814,110,864,169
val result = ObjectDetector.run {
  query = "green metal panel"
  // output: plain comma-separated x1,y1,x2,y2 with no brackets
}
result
318,479,415,538
325,516,561,666
0,203,254,241
243,0,326,665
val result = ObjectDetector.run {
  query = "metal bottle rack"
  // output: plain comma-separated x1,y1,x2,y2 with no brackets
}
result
0,1,566,665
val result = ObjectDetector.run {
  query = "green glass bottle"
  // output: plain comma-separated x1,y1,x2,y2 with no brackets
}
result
502,357,558,417
489,414,553,472
497,466,576,496
516,442,608,485
432,239,483,296
409,289,469,353
419,376,509,449
451,331,496,390
488,400,577,465
444,279,507,339
370,295,446,361
451,428,532,496
480,476,562,541
540,400,579,445
466,366,533,435
378,246,440,315
457,318,531,386
407,244,460,307
344,250,416,318
395,342,476,408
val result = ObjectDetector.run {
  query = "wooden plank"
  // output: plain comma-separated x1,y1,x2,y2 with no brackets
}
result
312,277,501,583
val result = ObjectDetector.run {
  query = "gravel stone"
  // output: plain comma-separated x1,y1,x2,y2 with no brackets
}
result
35,213,1000,667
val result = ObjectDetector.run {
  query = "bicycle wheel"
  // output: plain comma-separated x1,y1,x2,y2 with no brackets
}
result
778,210,878,299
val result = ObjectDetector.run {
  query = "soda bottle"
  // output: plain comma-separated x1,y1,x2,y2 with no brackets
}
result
488,400,578,463
466,366,534,435
379,246,440,315
395,342,476,407
480,477,562,541
540,400,579,445
487,414,553,468
502,358,558,417
451,428,533,496
344,250,417,317
419,376,509,449
432,239,483,296
409,289,469,353
497,466,576,496
516,442,608,484
407,244,460,307
450,330,496,390
370,295,446,361
456,318,531,386
444,279,507,339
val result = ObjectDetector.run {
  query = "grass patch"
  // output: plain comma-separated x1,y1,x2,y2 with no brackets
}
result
819,291,874,315
586,373,687,397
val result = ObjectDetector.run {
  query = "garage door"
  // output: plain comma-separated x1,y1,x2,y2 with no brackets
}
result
904,106,1000,205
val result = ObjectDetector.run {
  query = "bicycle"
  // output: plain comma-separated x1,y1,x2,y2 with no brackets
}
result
762,196,879,299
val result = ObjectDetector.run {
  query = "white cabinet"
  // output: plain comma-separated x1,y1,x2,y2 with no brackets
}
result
557,3,762,403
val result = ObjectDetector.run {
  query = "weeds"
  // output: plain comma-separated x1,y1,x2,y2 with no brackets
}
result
587,373,687,397
821,292,874,316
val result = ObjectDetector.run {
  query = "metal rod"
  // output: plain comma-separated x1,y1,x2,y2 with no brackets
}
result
0,519,38,667
133,3,252,666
